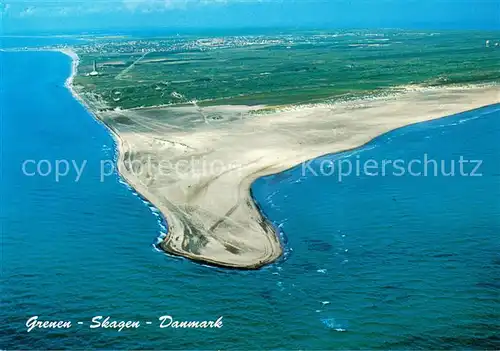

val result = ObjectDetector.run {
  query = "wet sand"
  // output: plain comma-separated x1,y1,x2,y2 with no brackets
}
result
63,50,500,269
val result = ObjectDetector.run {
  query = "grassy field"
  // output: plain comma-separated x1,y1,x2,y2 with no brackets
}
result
74,30,500,110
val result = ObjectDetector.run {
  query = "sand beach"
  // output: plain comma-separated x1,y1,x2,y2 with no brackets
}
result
61,49,500,269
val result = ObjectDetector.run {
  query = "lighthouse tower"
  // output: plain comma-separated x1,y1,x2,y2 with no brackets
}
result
89,60,99,76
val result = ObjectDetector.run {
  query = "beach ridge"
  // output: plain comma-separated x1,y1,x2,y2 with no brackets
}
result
60,48,499,269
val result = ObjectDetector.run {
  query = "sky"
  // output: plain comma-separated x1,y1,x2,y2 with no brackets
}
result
1,0,499,34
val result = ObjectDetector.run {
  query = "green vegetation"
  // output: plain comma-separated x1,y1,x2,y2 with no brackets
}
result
74,30,500,110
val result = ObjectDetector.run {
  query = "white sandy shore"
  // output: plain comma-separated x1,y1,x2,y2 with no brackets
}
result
60,48,500,269
61,49,79,88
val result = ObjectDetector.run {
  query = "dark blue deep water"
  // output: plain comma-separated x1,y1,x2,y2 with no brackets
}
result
1,51,499,349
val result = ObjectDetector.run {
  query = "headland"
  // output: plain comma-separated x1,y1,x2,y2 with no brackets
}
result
60,47,499,269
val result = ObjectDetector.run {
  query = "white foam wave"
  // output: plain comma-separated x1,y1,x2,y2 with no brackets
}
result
152,244,163,253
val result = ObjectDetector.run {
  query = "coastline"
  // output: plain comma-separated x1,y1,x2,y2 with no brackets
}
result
61,49,81,102
60,47,282,269
60,48,500,269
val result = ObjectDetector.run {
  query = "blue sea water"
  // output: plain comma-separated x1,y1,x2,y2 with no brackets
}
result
1,50,499,349
0,36,87,49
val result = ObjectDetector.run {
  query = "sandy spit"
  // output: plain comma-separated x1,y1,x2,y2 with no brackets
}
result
61,49,500,269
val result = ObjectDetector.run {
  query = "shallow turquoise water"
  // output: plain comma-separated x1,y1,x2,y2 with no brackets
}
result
1,51,499,349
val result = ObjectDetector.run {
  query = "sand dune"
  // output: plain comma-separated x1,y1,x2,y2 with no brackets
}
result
61,38,500,269
79,85,499,269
